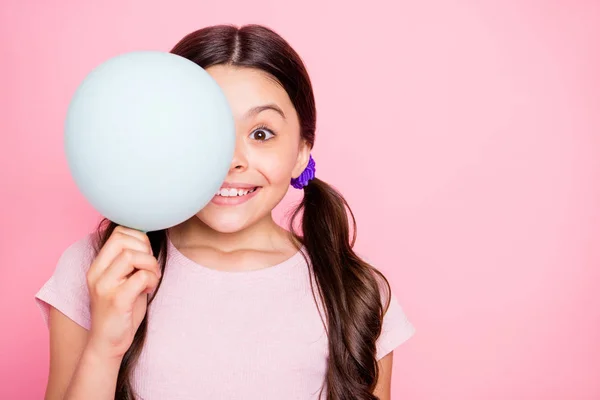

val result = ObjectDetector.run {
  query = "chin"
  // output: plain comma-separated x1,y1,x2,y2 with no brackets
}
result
195,208,256,234
194,186,288,234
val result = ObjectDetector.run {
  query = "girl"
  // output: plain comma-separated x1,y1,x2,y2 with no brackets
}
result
35,24,415,400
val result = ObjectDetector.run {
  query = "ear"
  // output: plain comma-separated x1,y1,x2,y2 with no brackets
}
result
291,140,311,179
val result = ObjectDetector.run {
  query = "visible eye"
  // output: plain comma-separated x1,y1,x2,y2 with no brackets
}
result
250,126,276,142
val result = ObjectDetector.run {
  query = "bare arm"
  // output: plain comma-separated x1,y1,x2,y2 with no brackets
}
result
373,352,393,400
45,308,121,400
44,226,160,400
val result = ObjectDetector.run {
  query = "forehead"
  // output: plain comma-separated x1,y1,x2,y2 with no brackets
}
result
206,65,294,119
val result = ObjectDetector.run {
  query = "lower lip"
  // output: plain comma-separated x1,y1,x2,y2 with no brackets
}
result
210,187,261,206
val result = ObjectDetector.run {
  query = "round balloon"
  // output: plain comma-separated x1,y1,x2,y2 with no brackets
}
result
65,51,235,232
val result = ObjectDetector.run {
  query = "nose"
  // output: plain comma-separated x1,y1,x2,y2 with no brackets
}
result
229,134,248,172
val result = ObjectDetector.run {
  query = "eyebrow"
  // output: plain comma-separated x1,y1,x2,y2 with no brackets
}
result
244,104,286,120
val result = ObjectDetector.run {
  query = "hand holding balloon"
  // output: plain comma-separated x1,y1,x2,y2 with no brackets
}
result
85,226,160,360
65,51,235,232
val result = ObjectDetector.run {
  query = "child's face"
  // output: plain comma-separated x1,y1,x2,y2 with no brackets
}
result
195,65,310,233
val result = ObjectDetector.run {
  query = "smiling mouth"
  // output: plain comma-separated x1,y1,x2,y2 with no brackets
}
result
215,187,260,197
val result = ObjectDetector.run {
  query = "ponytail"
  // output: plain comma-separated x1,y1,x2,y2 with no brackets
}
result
290,177,392,399
93,219,169,400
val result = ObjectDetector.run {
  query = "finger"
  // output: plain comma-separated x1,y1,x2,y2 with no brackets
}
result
88,233,151,282
100,249,161,285
113,225,151,248
115,270,160,309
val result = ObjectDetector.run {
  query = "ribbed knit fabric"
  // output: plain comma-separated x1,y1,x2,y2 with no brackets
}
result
35,234,415,399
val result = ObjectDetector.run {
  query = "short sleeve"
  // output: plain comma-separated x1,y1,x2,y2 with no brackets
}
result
375,290,415,361
34,234,96,330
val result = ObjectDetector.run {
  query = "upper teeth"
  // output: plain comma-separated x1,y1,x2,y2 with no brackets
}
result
217,188,256,197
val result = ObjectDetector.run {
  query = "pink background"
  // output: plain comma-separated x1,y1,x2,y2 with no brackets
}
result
1,0,599,398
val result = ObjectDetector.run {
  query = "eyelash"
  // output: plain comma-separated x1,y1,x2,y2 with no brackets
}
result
250,125,277,142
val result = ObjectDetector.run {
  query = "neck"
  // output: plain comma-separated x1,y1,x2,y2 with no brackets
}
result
170,213,291,254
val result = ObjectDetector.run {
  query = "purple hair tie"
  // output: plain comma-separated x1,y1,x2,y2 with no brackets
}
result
291,154,316,189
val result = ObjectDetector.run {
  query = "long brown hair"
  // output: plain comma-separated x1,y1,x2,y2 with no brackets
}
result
93,24,392,400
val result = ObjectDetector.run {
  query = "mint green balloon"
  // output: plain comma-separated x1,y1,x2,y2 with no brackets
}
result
65,51,235,232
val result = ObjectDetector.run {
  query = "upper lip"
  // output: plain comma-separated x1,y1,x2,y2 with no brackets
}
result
219,182,260,189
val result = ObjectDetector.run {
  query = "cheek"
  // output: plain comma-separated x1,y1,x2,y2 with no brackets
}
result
252,147,298,185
